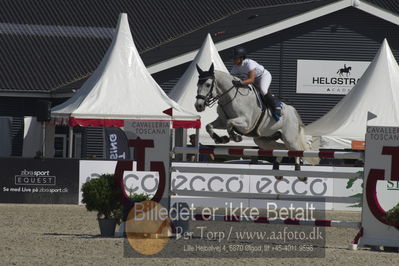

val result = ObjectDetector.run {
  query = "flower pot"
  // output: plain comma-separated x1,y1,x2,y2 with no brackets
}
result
98,218,117,237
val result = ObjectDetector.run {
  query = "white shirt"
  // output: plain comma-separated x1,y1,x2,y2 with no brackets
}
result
230,59,265,80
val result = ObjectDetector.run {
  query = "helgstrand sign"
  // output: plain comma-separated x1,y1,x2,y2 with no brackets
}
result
296,60,370,94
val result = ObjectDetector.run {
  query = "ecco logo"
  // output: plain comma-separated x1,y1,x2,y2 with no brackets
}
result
172,175,244,193
124,173,159,193
256,177,327,195
172,175,328,196
86,172,159,194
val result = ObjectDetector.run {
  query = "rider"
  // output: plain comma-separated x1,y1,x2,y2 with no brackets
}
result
230,46,281,121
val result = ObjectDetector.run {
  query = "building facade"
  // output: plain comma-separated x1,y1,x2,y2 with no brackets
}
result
0,0,398,157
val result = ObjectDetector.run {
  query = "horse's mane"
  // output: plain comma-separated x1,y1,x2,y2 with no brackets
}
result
214,70,242,84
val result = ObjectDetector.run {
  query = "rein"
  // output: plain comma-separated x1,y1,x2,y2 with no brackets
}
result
196,76,244,108
218,85,240,107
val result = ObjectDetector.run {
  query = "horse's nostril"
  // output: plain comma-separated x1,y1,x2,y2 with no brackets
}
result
195,103,204,112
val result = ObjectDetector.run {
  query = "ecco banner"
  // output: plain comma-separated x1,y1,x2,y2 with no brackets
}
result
171,164,363,211
0,158,79,204
296,60,370,94
104,127,130,160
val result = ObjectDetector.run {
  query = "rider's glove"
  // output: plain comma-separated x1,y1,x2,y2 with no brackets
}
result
232,80,242,87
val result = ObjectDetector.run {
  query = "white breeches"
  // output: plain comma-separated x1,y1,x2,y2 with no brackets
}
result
254,70,272,96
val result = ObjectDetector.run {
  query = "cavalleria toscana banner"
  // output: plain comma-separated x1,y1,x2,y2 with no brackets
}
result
360,126,399,247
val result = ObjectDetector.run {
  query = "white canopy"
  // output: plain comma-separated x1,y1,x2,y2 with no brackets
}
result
305,39,399,149
169,34,256,146
52,13,199,128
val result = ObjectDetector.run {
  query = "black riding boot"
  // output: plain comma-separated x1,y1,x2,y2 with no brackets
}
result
263,93,281,121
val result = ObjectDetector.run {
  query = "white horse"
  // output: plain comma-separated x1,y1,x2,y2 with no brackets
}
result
195,64,317,180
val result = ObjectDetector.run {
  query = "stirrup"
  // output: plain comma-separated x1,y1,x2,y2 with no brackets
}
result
275,106,282,115
272,112,281,121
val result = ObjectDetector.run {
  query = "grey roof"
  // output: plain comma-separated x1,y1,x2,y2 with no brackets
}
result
141,0,340,66
366,0,399,14
1,0,323,52
0,0,396,95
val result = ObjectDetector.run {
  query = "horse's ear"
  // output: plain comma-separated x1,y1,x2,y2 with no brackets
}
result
196,64,204,75
209,63,214,75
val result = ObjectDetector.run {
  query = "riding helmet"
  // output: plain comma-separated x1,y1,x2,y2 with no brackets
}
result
233,46,247,59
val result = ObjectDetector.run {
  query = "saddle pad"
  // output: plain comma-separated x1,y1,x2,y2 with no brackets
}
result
251,85,283,111
251,85,266,110
274,97,282,109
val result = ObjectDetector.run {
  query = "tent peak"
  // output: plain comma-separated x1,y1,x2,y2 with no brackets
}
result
305,39,399,149
52,13,199,127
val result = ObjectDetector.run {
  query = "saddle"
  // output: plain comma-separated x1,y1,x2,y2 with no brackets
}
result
251,84,282,111
234,85,283,137
251,85,266,110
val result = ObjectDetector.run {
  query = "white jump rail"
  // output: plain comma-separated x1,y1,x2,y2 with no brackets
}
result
172,163,362,179
193,214,361,228
171,190,361,204
173,147,364,160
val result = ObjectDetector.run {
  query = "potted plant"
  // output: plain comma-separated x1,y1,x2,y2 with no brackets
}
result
121,192,151,222
81,173,122,237
383,203,399,252
129,192,150,202
385,203,399,226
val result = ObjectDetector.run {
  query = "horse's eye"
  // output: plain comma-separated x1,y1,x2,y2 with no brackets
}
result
206,83,211,88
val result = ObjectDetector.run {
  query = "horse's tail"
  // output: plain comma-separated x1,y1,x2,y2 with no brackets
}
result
293,108,320,165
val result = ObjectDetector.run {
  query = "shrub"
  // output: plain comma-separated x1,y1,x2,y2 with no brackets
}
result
385,203,399,226
129,192,150,202
81,174,122,222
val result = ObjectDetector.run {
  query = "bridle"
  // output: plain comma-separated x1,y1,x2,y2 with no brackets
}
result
196,75,217,107
196,75,238,108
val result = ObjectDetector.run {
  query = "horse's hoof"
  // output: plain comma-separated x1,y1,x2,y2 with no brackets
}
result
233,135,242,142
221,136,230,143
297,176,307,182
212,133,223,144
213,137,222,144
275,176,283,181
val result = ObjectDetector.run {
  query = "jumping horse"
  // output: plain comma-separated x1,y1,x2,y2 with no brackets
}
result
195,64,318,180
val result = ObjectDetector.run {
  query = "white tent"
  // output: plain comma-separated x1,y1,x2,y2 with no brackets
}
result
169,34,256,146
305,39,399,149
52,13,199,128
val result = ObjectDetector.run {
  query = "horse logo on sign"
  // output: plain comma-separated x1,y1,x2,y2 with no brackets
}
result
336,64,352,77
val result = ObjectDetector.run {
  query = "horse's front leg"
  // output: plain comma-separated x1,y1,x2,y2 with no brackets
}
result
228,129,242,143
206,117,230,144
225,117,250,142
